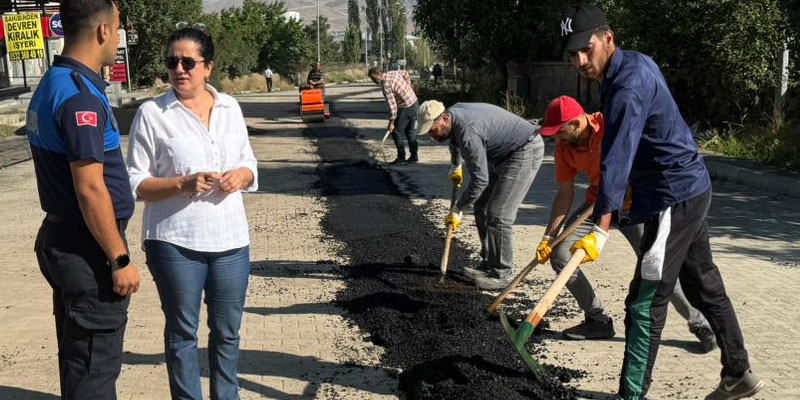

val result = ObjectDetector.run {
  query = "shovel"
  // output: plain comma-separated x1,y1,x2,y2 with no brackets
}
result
439,182,460,283
484,205,594,318
371,130,392,160
499,248,586,377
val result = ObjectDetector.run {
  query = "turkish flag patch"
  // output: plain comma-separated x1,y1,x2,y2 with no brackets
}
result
76,111,98,127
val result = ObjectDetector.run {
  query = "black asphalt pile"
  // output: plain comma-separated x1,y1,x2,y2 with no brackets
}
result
309,127,585,399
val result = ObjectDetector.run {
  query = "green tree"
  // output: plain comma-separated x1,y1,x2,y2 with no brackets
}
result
343,0,362,63
605,0,785,122
304,16,340,63
203,0,313,82
414,0,544,74
388,1,406,61
415,0,786,122
365,0,381,57
343,27,361,63
117,0,203,86
348,0,361,27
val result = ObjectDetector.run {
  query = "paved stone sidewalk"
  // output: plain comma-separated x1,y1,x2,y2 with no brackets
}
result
0,88,397,399
1,83,798,400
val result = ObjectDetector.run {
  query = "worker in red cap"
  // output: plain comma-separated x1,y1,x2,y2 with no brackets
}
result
536,95,716,350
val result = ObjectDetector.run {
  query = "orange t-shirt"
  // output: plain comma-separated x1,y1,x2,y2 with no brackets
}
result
554,112,605,203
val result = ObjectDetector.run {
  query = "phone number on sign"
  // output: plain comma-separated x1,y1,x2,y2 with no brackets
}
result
9,49,45,61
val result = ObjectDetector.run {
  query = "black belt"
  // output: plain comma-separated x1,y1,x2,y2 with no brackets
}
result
45,214,128,231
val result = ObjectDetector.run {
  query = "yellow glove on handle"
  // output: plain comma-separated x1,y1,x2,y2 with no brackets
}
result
536,235,553,264
448,165,463,187
570,225,609,263
445,207,462,231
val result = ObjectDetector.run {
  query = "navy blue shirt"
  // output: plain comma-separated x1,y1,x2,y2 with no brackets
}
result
595,49,711,223
27,56,134,223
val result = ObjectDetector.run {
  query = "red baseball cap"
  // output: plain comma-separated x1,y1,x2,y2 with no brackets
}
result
540,96,585,137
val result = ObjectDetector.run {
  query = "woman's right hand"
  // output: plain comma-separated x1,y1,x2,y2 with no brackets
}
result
181,172,221,195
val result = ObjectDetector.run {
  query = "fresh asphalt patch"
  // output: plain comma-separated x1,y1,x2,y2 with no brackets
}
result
308,125,587,399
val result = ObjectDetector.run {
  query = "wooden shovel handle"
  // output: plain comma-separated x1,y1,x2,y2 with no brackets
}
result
372,130,392,157
440,182,459,277
440,225,455,276
548,205,594,249
484,205,594,316
524,249,586,327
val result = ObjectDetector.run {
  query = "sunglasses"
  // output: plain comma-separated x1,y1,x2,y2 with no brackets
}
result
175,22,207,30
165,56,206,71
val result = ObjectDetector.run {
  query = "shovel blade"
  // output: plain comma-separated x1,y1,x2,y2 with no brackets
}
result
498,307,544,376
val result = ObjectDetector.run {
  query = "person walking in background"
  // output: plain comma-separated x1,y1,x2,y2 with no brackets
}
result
264,66,273,92
536,95,717,352
432,63,443,86
26,0,140,397
417,100,544,290
127,26,258,400
369,66,420,164
560,4,762,399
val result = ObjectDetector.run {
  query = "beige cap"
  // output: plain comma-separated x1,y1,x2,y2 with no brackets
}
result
417,100,445,135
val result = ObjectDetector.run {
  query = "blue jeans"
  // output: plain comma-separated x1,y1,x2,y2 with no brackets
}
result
474,135,545,275
392,102,419,160
145,240,250,400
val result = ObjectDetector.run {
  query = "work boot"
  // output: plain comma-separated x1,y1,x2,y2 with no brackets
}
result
694,326,717,353
705,369,764,400
461,261,489,280
473,270,513,290
562,318,615,340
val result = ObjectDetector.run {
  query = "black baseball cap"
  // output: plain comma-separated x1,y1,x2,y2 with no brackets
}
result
561,4,608,52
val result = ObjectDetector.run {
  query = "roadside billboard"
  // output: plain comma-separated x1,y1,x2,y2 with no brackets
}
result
3,13,45,61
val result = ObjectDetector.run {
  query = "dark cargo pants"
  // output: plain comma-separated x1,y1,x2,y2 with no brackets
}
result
35,218,130,399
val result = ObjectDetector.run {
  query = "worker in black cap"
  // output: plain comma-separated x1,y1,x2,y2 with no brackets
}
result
560,4,763,400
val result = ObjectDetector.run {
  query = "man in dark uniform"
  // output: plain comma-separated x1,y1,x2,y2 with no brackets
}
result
26,1,140,398
561,4,763,400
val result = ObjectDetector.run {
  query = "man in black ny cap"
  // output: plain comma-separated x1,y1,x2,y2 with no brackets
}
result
560,4,763,400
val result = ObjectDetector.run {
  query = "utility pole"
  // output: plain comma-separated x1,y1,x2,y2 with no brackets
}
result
363,6,369,69
316,0,321,62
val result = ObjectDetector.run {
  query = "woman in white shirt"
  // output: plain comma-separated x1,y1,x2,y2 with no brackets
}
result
127,26,257,400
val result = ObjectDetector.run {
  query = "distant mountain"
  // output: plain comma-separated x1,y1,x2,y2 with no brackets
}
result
202,0,415,36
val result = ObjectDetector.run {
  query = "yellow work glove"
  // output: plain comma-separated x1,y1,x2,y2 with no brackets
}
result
445,207,462,231
536,235,553,264
570,225,609,263
448,164,463,187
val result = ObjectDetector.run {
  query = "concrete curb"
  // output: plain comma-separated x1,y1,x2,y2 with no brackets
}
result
703,153,800,198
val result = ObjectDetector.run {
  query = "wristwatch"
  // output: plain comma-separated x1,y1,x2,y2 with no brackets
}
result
110,254,130,270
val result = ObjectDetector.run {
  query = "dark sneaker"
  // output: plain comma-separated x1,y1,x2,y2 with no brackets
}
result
473,271,513,290
462,263,490,280
389,158,405,165
406,156,419,164
563,318,615,340
694,326,717,353
705,369,764,400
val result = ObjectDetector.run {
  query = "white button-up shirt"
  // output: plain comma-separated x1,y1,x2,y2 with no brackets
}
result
127,85,258,252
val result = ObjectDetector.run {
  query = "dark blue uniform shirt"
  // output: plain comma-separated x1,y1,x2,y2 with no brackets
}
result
595,49,711,223
26,56,134,223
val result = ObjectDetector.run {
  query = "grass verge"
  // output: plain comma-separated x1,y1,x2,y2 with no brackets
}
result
698,118,800,172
